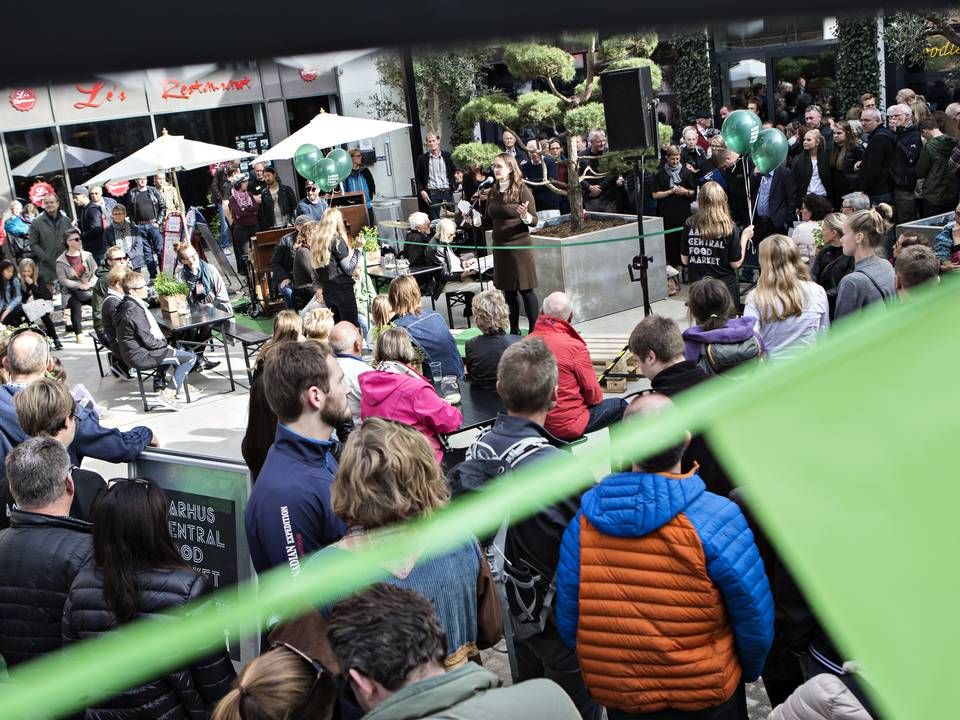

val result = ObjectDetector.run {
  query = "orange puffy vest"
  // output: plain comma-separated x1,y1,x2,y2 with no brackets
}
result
575,513,742,714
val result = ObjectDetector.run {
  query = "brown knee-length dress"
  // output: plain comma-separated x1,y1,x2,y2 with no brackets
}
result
487,184,539,291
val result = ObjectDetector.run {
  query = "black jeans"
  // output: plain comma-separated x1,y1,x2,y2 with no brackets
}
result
322,282,359,328
607,684,747,720
584,397,627,435
231,224,256,275
515,621,603,720
504,288,538,335
66,289,93,335
426,189,453,220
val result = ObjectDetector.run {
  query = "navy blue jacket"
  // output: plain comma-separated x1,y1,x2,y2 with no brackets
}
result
0,384,153,482
244,423,347,575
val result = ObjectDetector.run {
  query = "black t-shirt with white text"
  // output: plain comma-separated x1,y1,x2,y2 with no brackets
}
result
682,224,742,301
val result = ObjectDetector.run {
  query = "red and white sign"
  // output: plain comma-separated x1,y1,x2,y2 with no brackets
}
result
105,180,130,198
160,76,253,101
28,181,55,206
9,88,37,112
299,68,318,82
73,81,128,110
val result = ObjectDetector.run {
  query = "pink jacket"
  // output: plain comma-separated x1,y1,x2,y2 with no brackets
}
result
359,367,463,461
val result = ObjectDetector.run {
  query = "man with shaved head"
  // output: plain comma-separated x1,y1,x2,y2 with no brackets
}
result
329,320,370,426
0,330,156,482
529,292,625,440
554,391,773,719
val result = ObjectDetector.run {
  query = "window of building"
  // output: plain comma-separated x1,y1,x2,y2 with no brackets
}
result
59,116,154,190
153,103,266,209
4,127,68,212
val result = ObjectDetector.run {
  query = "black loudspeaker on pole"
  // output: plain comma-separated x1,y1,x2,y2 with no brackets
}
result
600,67,659,317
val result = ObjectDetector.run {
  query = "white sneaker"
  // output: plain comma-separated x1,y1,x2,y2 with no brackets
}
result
182,384,204,400
155,388,181,411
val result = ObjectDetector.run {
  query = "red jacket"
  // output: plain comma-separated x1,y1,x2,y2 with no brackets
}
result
530,315,603,440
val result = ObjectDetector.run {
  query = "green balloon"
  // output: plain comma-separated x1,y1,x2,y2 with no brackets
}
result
293,144,323,181
751,128,790,175
327,148,353,182
721,109,762,155
312,157,339,191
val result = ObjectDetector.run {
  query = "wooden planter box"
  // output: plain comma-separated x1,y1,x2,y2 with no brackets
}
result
158,293,189,315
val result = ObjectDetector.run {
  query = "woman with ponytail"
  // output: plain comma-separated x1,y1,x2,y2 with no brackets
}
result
213,645,336,720
835,205,896,319
743,235,829,360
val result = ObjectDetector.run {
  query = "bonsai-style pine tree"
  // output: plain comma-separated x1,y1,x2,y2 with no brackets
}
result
456,34,662,232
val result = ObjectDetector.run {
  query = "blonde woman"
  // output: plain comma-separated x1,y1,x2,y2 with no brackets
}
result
360,328,462,462
835,206,897,318
309,208,362,327
681,181,754,306
743,235,829,360
464,289,519,391
317,418,498,668
811,212,854,319
427,218,481,288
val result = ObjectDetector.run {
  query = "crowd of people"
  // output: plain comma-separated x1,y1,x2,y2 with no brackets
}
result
0,83,953,720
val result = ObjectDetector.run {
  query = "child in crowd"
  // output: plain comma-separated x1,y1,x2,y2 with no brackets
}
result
302,307,334,342
49,356,103,418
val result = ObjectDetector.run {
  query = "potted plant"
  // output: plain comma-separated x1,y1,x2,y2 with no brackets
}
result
154,272,190,315
357,226,382,265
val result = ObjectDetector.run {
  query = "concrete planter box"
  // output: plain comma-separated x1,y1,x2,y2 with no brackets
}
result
487,212,667,322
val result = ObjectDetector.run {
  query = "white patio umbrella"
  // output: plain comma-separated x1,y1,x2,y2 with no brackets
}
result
11,144,113,176
252,112,410,164
84,130,253,187
728,59,767,84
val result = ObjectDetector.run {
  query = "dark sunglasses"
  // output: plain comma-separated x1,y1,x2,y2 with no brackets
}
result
106,478,151,491
109,254,129,261
272,642,328,716
8,325,48,342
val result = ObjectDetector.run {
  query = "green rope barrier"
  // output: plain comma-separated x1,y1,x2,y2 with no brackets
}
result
1,277,956,719
385,225,685,251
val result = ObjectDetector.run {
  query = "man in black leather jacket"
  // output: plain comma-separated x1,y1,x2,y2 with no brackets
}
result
0,436,93,668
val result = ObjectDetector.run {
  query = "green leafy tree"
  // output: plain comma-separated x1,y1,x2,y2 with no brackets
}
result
456,35,662,232
671,31,713,124
358,49,491,145
885,10,960,69
835,18,881,112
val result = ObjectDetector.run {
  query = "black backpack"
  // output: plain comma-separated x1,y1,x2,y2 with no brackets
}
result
696,336,764,375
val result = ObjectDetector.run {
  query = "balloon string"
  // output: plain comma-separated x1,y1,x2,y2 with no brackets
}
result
743,155,755,226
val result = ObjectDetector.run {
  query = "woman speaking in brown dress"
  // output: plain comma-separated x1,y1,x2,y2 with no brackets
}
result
487,152,539,335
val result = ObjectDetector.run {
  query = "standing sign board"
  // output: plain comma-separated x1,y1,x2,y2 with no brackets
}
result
129,448,256,665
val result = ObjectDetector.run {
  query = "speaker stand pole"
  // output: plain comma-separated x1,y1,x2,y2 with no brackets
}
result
629,154,652,315
599,153,653,388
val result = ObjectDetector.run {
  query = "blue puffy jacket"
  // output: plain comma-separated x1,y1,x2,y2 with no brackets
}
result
554,469,774,713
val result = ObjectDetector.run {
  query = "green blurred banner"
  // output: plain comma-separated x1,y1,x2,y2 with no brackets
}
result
1,278,956,720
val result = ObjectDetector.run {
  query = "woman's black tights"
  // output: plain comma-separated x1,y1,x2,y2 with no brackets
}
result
503,288,539,335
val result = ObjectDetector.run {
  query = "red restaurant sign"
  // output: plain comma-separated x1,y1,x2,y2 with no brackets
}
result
105,180,130,198
9,88,37,112
73,81,128,110
161,76,254,101
28,181,55,206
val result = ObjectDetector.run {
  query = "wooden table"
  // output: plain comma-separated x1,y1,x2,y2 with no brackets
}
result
151,305,237,392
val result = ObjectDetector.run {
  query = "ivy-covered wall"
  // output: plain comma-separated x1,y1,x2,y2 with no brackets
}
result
836,18,881,111
671,31,712,124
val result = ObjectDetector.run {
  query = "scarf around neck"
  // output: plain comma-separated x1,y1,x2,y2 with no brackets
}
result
231,188,254,210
